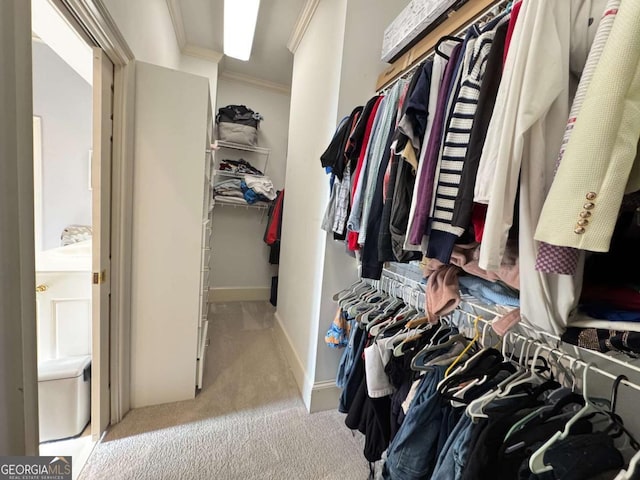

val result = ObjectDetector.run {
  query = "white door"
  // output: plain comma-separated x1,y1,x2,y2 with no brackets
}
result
92,47,114,439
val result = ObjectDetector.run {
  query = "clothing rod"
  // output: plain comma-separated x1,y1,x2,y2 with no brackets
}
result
375,268,640,379
458,297,640,376
366,271,640,393
454,308,640,394
460,296,561,344
508,329,640,395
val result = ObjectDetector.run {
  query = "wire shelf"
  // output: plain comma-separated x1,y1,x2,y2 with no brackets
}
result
213,197,270,210
214,141,270,155
213,170,264,180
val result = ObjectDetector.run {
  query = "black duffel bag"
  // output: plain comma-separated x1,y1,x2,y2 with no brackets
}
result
216,105,263,146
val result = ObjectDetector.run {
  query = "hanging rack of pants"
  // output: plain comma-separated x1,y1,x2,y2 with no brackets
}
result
331,269,640,480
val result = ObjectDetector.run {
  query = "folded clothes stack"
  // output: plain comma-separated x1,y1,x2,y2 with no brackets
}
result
219,158,263,176
213,175,277,205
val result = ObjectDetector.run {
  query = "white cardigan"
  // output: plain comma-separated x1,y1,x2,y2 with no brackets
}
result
477,0,605,334
535,0,640,253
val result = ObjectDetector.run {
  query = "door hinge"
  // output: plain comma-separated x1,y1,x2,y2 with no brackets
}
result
93,270,107,285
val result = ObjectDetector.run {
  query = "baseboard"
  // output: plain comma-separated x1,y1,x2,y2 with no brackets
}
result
209,287,270,303
309,380,340,413
273,311,313,410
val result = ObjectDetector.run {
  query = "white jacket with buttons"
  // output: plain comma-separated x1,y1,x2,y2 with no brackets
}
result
535,0,640,252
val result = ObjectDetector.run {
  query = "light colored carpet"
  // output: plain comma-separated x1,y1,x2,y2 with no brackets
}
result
80,302,368,480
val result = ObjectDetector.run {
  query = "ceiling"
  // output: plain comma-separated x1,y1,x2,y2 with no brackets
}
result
171,0,307,87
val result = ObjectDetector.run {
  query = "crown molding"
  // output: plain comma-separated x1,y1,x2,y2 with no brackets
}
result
183,43,224,63
286,0,320,54
220,70,291,95
59,0,134,64
166,0,223,64
166,0,187,49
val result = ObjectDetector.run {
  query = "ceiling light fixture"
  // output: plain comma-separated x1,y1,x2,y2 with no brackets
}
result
223,0,261,61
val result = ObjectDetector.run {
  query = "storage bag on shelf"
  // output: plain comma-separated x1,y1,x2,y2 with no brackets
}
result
216,104,263,146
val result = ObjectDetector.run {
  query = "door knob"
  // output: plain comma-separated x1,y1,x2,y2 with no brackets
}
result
36,284,48,293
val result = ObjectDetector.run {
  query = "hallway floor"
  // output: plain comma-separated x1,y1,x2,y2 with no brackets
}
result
79,301,367,479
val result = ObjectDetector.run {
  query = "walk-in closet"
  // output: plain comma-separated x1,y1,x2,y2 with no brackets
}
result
4,0,640,479
311,0,640,478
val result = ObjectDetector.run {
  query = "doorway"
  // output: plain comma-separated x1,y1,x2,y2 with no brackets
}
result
31,0,113,476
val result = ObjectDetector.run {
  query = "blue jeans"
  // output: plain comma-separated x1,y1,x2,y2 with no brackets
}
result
335,319,358,389
338,324,367,413
382,367,446,480
431,414,476,480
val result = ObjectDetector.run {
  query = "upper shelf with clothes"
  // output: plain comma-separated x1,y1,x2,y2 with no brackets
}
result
211,142,276,210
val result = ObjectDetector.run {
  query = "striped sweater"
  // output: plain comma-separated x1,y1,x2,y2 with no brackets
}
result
427,20,508,263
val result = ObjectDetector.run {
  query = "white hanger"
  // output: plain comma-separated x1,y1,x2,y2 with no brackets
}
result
495,338,539,398
498,344,546,396
615,449,640,480
480,318,492,347
529,362,596,474
342,282,376,310
334,280,365,301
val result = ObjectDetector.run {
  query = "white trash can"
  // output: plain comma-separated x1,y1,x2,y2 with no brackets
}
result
38,355,91,442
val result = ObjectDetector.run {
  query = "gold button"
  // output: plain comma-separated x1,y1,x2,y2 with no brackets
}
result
579,211,592,218
577,219,589,226
586,192,597,200
574,227,586,234
583,202,595,210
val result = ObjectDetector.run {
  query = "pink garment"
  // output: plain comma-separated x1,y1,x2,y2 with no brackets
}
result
448,241,520,291
492,308,521,336
425,265,461,323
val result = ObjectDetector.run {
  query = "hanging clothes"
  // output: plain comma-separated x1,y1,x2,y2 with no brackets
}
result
356,82,404,247
477,0,607,334
348,96,389,243
408,41,464,247
348,96,385,251
428,16,509,264
535,0,621,275
379,72,423,262
535,0,640,256
451,21,508,235
404,46,452,252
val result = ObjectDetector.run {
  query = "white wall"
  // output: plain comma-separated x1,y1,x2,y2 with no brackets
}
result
102,0,219,109
101,0,182,70
276,0,348,409
210,77,291,294
32,41,92,251
277,0,410,409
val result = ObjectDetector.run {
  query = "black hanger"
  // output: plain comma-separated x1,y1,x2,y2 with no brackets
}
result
437,348,505,398
601,375,640,450
398,325,445,356
435,35,463,60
